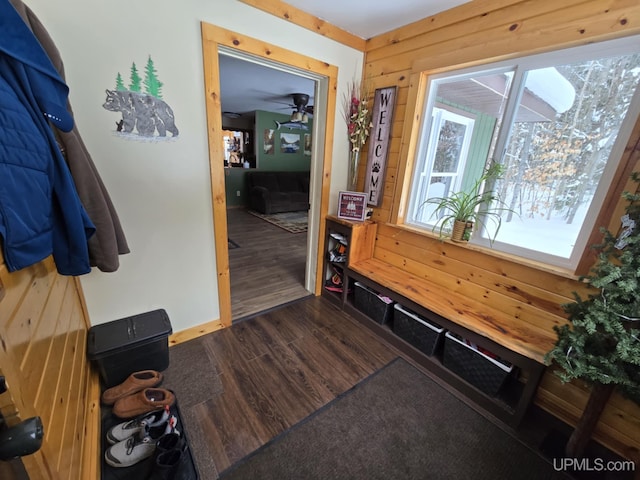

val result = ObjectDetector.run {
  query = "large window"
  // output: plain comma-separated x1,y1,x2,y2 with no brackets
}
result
406,36,640,270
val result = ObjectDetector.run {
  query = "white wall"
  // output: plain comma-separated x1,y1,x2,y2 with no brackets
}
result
25,0,363,331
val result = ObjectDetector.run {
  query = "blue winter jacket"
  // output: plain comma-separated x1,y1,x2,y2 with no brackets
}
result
0,0,95,275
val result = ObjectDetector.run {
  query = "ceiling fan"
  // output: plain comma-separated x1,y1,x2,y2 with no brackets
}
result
277,93,314,123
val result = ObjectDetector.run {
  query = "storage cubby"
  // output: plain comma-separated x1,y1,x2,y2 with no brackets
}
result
321,216,377,306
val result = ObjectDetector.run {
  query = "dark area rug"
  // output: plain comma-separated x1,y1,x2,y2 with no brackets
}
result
219,358,571,480
162,338,224,479
247,210,308,233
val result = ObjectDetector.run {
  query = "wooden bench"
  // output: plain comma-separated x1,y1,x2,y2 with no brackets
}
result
349,257,556,365
345,256,553,426
318,214,564,426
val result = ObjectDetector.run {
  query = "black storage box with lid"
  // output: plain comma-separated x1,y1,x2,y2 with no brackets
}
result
353,281,395,325
393,303,445,356
442,331,513,397
87,309,172,388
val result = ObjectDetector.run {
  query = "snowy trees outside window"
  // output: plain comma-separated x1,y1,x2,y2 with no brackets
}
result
406,36,640,270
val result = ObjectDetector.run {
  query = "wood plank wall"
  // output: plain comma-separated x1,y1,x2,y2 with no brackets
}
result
0,253,100,480
361,0,640,461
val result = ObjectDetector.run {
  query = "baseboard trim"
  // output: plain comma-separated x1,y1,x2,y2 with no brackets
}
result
169,319,224,346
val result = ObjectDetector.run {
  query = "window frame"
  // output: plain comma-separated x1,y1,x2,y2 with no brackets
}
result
395,34,640,274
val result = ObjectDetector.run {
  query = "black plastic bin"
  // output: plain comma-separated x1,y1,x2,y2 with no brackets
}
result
442,331,513,397
87,309,173,388
393,304,445,356
353,282,395,325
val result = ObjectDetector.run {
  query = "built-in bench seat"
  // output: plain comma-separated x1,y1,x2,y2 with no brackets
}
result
322,216,565,425
349,257,556,364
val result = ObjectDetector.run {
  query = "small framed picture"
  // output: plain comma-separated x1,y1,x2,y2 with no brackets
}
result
337,191,367,222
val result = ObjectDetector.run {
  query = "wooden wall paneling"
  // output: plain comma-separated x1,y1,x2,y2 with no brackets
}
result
33,280,75,427
55,318,85,475
0,252,98,479
537,370,640,459
366,0,591,58
365,0,526,52
5,267,55,366
21,277,69,406
372,243,568,338
373,232,573,317
374,224,591,299
410,2,640,75
363,0,640,459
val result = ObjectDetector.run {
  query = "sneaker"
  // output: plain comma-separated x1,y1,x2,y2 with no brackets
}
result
106,409,170,445
104,413,178,468
104,433,157,468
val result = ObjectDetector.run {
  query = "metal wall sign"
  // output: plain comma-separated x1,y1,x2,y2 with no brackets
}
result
365,86,397,206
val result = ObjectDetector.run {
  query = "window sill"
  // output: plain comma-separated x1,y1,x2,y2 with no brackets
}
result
388,221,584,282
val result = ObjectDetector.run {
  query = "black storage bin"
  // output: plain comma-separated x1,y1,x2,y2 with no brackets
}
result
87,309,172,388
353,282,394,325
393,304,445,356
442,331,513,397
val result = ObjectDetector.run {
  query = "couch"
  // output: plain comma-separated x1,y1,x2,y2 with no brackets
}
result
247,171,310,214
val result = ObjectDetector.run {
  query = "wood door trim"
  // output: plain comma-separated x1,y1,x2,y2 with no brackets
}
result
201,23,338,326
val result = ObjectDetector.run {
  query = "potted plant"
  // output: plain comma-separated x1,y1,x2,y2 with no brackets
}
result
421,162,513,243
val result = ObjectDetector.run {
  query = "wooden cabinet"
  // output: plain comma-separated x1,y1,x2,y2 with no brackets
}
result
321,215,377,306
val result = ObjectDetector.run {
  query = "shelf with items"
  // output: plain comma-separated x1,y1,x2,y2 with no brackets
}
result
321,215,377,306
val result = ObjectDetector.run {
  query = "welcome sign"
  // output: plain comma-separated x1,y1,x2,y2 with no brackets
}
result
365,86,397,206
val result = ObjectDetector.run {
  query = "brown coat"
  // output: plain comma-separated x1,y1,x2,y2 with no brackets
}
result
10,0,129,272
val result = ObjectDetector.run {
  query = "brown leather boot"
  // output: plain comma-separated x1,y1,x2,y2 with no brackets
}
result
113,388,175,418
101,370,163,405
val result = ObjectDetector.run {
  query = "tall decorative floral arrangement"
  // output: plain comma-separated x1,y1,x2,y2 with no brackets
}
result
343,80,372,191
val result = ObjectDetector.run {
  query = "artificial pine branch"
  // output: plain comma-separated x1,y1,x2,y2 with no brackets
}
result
546,172,640,404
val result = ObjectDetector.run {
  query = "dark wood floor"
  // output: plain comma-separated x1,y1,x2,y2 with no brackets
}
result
165,295,628,480
226,208,310,320
177,295,397,475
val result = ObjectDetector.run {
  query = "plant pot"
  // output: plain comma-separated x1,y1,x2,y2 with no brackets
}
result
451,220,473,242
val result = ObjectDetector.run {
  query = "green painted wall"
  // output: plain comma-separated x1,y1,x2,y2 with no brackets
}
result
224,110,313,207
225,168,248,207
256,110,312,171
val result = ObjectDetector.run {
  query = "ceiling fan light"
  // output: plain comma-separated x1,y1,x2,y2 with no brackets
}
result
301,113,309,124
291,111,303,122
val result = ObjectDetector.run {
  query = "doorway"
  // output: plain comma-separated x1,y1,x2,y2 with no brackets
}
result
201,23,339,327
219,53,316,320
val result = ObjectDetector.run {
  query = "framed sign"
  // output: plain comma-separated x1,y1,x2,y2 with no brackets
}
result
337,191,367,222
365,86,397,206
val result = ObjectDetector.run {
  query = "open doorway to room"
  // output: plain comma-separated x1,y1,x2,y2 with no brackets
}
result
219,54,316,320
201,23,338,327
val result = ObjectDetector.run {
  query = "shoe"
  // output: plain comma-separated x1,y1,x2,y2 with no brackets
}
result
148,449,183,480
106,409,170,445
113,388,176,419
105,412,178,469
104,433,157,468
155,432,185,456
102,370,163,405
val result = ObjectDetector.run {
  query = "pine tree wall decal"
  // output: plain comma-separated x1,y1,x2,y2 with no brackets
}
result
546,172,640,457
